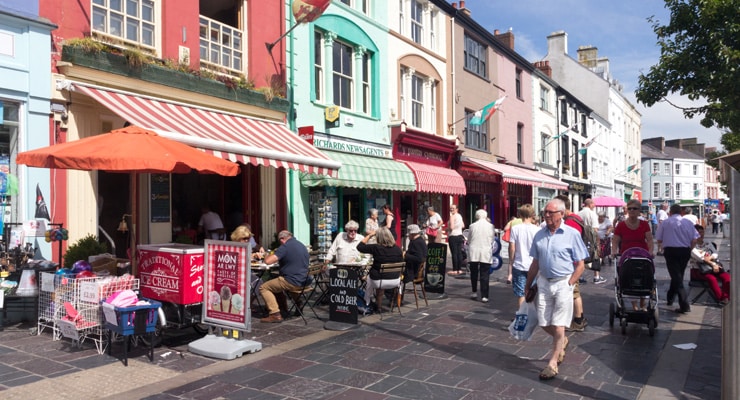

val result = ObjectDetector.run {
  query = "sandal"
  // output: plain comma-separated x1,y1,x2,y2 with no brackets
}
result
558,337,568,365
539,365,558,380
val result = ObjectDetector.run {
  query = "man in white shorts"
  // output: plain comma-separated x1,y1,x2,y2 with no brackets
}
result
525,198,588,381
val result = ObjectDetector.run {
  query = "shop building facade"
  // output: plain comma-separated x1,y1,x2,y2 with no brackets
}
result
0,2,56,259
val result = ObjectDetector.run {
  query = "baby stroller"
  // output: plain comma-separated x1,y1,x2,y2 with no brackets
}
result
609,247,659,336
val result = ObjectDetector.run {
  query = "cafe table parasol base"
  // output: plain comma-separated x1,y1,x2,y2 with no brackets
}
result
188,334,262,360
324,320,361,331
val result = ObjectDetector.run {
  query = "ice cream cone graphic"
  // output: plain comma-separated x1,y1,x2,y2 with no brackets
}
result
220,286,232,313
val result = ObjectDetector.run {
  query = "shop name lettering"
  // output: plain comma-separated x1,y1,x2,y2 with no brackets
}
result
314,139,386,157
215,251,238,281
398,145,445,161
141,255,178,272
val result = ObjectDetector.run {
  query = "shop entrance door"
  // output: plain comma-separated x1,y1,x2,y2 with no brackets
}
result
342,189,360,230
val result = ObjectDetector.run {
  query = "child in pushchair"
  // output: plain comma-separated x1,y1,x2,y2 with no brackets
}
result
609,247,659,336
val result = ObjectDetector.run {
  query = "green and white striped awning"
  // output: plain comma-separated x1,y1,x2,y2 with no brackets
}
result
300,150,416,191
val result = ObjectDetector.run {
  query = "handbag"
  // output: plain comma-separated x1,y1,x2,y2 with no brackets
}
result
508,302,539,341
525,282,538,303
425,226,437,237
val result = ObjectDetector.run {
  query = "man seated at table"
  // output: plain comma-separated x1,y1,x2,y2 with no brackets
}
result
357,227,404,311
403,224,427,284
259,230,310,323
325,220,364,265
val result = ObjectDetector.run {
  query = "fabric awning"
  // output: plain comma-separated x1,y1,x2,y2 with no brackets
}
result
71,82,341,177
464,158,567,190
301,150,416,191
403,161,466,195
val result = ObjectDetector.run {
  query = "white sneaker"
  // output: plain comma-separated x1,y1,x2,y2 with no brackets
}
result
481,297,489,303
470,292,478,299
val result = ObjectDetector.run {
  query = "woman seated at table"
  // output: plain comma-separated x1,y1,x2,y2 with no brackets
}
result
231,225,265,307
357,227,404,311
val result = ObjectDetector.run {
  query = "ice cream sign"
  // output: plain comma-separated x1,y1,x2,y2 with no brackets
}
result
138,248,205,305
203,241,250,330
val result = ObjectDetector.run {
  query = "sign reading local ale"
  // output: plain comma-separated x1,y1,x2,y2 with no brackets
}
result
328,266,359,325
424,243,447,294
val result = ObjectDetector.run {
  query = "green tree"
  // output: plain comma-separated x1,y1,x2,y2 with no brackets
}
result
635,0,740,149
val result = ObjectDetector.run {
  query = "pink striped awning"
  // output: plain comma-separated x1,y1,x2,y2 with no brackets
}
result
403,161,466,196
465,158,567,190
72,83,340,177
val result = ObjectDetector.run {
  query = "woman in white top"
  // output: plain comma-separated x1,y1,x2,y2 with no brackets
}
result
467,209,494,302
365,208,379,244
424,206,443,245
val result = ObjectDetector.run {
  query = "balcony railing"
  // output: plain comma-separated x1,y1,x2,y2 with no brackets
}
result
199,15,243,75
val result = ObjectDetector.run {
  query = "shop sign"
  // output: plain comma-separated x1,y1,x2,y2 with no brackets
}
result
202,240,251,331
424,243,448,294
325,105,340,123
398,144,446,162
632,190,643,202
150,174,170,222
314,137,390,158
298,126,314,145
328,266,358,325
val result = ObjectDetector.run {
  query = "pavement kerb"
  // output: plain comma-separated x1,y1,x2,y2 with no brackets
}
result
638,305,706,400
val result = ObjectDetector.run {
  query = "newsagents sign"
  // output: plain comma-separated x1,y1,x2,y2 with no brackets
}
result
313,135,392,159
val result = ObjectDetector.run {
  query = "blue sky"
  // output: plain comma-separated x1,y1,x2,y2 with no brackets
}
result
463,0,723,150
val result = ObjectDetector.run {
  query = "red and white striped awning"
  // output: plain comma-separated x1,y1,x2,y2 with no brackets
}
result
72,83,340,177
403,161,466,196
465,158,567,190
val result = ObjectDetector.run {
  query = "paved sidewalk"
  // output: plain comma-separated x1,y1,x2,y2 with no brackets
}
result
0,234,727,399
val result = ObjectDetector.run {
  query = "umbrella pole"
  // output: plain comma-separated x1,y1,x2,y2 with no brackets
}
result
130,172,137,275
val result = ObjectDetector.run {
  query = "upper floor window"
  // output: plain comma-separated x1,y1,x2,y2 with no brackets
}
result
515,69,522,99
675,163,681,175
540,133,550,164
340,0,370,14
200,16,243,73
664,182,671,197
333,40,354,109
314,32,323,102
516,123,523,163
464,34,487,78
580,113,588,136
92,0,155,48
653,182,660,198
465,110,488,151
675,183,682,198
539,86,549,111
410,0,423,44
664,162,670,175
693,164,698,175
560,99,568,126
411,74,424,128
652,162,659,175
361,53,370,113
571,140,579,176
693,183,699,196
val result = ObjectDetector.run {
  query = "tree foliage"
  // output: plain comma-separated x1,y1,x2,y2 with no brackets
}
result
635,0,740,150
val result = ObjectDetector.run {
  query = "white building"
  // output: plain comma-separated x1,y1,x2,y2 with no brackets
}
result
641,137,705,208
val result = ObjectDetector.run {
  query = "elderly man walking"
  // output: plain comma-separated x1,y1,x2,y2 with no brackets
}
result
656,204,699,313
525,198,588,380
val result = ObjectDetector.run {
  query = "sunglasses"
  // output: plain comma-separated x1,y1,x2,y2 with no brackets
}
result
627,207,640,211
347,230,357,233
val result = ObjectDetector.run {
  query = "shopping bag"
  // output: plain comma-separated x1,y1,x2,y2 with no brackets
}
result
508,302,538,341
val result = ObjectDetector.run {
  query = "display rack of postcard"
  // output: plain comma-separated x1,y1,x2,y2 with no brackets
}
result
316,198,335,262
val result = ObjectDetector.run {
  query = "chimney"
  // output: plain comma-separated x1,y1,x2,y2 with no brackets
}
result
547,31,568,55
577,45,599,68
494,30,515,50
534,60,552,77
452,2,457,8
459,1,471,16
642,137,665,152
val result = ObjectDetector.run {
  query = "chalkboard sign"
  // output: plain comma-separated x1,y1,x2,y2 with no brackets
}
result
328,267,359,325
424,243,447,294
150,174,170,222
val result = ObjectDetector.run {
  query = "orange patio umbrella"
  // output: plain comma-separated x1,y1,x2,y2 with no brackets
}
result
17,126,240,271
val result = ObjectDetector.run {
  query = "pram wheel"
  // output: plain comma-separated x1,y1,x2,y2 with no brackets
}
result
609,303,615,327
648,318,656,337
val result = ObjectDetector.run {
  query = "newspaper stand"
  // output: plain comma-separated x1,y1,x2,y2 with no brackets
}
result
102,299,161,366
38,272,139,354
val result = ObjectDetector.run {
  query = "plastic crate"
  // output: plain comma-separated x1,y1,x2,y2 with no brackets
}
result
102,300,161,336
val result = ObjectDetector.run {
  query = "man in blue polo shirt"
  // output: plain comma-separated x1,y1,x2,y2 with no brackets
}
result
525,198,588,381
260,230,310,323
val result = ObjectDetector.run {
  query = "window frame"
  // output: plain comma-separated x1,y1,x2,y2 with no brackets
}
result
410,0,423,44
515,69,522,99
463,34,487,79
675,163,681,175
464,110,488,151
332,40,354,110
411,74,424,128
539,86,549,111
652,162,659,175
516,123,523,163
92,0,156,49
314,31,323,102
540,133,550,164
653,182,660,198
664,162,670,175
675,183,681,198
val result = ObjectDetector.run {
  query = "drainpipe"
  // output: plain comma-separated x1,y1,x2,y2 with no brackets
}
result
288,0,296,233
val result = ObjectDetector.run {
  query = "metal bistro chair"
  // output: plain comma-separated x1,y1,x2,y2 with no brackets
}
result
397,262,428,310
375,262,405,320
286,263,324,325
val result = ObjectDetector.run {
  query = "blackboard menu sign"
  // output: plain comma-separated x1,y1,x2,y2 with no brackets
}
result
424,243,447,294
328,267,359,325
150,174,170,222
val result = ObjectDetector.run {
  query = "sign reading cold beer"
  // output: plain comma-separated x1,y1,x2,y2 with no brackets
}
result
328,266,359,325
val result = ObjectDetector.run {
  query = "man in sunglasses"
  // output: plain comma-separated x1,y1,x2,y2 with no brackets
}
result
325,220,365,264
